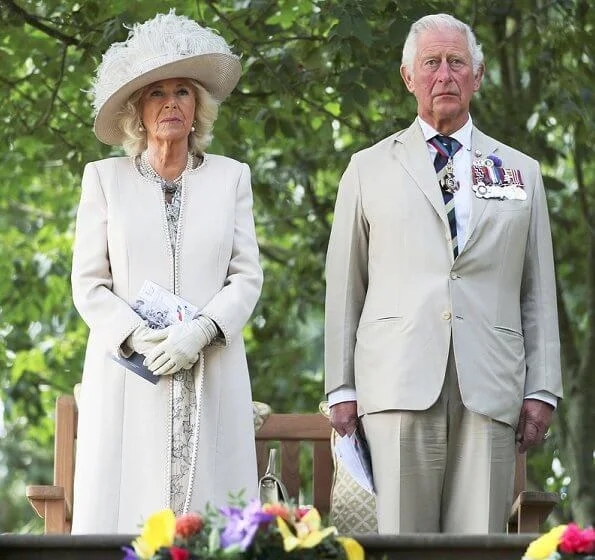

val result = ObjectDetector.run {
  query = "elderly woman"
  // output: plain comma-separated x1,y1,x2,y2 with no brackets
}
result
71,12,263,533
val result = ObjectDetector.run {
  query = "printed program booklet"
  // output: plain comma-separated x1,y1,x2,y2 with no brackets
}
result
112,280,199,384
335,426,375,494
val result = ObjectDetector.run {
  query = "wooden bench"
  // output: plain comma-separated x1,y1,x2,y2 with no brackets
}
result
27,395,76,534
255,412,332,514
26,394,557,534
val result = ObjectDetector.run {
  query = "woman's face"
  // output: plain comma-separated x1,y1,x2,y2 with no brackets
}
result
140,78,196,146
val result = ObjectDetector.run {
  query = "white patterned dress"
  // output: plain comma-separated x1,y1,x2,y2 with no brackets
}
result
137,153,198,515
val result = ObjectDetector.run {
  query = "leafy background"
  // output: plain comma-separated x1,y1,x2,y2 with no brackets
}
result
1,0,594,532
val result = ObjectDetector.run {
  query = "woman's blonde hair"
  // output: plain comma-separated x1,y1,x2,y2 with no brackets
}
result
118,79,219,156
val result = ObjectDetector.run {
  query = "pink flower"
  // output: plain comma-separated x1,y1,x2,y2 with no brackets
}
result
169,547,190,560
262,503,290,521
559,523,595,554
581,527,595,553
175,512,204,538
295,507,311,521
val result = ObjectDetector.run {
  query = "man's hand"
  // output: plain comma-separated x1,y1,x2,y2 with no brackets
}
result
330,400,359,437
516,399,554,453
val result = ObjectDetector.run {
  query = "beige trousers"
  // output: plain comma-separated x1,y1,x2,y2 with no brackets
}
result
361,345,516,533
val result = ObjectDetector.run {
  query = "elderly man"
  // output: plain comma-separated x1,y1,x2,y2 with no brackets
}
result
324,13,563,533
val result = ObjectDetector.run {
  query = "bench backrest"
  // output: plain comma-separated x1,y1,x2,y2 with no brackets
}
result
255,413,332,514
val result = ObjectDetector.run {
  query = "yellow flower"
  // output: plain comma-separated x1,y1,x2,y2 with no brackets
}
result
277,508,337,552
524,525,567,560
337,536,365,560
132,508,176,559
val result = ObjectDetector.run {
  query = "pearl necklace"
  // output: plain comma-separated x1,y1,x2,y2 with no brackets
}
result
139,151,194,194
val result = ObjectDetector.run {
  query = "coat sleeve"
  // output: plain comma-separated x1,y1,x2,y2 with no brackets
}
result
200,163,263,346
71,162,143,356
520,160,563,398
324,156,369,395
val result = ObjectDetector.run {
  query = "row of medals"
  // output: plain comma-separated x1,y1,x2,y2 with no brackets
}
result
440,150,527,201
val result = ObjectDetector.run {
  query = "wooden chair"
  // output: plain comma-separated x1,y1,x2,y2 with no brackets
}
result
26,393,557,534
26,395,76,534
255,412,332,514
508,451,559,533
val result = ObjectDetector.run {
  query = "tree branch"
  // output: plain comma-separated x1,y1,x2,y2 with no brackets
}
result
37,45,68,127
204,0,366,134
258,243,290,265
301,174,331,235
572,127,594,235
554,265,580,383
491,4,515,98
4,0,90,48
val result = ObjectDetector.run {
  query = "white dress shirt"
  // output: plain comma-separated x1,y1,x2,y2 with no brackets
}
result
418,116,473,252
328,115,557,409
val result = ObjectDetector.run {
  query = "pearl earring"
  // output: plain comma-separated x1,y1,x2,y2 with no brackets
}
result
138,122,145,132
191,121,196,132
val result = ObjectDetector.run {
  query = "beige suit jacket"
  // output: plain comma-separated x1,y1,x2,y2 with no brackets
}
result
324,120,563,428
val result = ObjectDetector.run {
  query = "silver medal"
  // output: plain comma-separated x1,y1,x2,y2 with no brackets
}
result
501,185,516,200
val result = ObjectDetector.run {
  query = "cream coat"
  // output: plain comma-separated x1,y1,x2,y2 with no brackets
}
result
71,154,263,534
325,121,563,428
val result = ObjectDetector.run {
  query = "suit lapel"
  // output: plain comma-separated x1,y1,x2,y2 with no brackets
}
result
394,121,448,228
464,127,500,251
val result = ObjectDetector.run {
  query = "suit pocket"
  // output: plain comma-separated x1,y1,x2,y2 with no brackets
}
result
357,316,403,329
494,200,530,213
493,325,524,340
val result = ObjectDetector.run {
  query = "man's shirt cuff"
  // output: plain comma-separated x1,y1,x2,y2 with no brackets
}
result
525,390,558,409
328,386,357,407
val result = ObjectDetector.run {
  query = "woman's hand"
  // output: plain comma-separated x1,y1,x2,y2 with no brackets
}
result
143,317,216,376
125,323,168,356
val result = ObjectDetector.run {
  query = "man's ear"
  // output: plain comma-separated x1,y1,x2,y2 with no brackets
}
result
400,65,415,93
473,64,485,91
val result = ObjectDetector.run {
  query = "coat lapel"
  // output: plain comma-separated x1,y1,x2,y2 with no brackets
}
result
394,121,448,228
463,127,500,252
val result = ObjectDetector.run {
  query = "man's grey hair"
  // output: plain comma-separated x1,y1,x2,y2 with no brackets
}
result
401,14,484,76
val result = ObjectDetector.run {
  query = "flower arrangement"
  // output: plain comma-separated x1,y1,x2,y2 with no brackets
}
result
123,498,364,560
523,524,595,560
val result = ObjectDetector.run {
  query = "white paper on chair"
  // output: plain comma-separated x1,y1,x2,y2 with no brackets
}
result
335,429,375,495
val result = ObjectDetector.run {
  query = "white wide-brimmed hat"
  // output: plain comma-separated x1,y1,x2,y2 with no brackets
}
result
91,11,241,146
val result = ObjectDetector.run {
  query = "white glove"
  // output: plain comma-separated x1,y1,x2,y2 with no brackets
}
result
122,323,168,357
143,316,218,376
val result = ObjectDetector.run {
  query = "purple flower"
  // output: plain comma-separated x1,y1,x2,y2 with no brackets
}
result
220,499,274,551
487,154,502,167
121,546,138,559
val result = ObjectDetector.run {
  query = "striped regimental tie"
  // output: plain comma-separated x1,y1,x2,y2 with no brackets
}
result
428,135,462,258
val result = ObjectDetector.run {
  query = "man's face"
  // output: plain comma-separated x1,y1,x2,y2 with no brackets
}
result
400,28,483,134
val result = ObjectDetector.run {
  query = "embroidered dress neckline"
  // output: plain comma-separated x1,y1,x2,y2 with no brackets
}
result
139,151,194,194
133,152,207,186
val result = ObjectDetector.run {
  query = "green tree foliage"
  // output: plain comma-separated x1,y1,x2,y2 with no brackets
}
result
1,0,593,531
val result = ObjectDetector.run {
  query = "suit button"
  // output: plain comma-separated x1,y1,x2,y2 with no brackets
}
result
442,311,452,320
450,272,458,280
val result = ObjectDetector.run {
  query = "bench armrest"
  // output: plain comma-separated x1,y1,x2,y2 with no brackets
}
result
26,484,71,534
508,490,558,533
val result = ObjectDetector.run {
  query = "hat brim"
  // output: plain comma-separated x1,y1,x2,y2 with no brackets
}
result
93,52,241,146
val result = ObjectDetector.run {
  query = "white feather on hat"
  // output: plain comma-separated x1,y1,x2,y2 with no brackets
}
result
91,10,241,146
